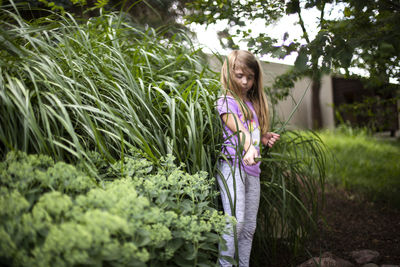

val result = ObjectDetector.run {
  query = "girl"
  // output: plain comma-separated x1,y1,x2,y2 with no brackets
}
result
216,50,280,267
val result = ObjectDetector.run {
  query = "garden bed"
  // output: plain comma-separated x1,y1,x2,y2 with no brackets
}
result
300,184,400,266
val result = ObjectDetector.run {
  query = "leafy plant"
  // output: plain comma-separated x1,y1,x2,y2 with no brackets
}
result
0,8,221,177
0,151,227,266
0,5,329,265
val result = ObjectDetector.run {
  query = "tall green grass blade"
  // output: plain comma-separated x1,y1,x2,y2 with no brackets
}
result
0,8,222,177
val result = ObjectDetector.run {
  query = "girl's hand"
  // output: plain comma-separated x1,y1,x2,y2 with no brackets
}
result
243,145,258,166
261,132,280,148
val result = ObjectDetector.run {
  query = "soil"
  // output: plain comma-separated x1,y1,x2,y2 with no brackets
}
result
296,185,400,266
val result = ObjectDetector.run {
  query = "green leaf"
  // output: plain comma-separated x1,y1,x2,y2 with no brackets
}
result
338,47,354,68
198,242,217,252
344,7,352,17
283,32,289,41
379,42,395,54
166,238,183,251
203,232,220,243
157,192,168,204
286,0,300,14
173,254,194,267
294,47,308,72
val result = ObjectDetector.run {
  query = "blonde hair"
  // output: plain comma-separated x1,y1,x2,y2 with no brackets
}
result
220,50,270,134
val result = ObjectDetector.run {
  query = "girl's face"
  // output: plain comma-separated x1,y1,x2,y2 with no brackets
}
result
233,65,255,98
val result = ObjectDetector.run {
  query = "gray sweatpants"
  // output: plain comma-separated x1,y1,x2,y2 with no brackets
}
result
216,162,260,267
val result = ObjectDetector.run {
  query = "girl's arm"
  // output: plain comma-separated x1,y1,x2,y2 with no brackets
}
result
221,113,258,165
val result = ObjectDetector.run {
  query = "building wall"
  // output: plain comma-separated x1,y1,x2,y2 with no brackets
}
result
320,74,335,129
260,61,335,130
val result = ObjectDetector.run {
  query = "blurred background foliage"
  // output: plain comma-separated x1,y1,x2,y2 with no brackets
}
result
4,0,190,26
319,125,400,207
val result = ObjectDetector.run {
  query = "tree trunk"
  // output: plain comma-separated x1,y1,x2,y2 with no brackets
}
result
311,79,322,129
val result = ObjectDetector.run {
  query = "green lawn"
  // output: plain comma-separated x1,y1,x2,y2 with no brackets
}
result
317,127,400,207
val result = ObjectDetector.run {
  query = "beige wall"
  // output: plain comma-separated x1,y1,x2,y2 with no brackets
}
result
260,61,335,130
208,54,335,130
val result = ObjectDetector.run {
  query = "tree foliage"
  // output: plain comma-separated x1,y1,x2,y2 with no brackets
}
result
328,0,400,86
5,0,192,31
187,0,290,59
186,0,400,85
186,0,400,128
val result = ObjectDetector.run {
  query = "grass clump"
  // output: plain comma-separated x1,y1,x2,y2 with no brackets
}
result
252,130,327,266
318,125,400,206
0,8,221,177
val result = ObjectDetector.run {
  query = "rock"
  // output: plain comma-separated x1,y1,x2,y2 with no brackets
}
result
350,249,380,265
297,256,336,267
362,264,379,267
297,252,354,267
381,265,399,267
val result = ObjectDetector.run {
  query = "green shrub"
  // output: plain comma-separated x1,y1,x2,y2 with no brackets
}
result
0,151,227,266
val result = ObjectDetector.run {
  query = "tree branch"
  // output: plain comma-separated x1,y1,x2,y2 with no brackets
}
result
297,7,310,44
320,2,326,29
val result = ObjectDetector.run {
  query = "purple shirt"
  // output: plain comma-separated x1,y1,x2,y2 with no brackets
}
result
216,95,261,176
